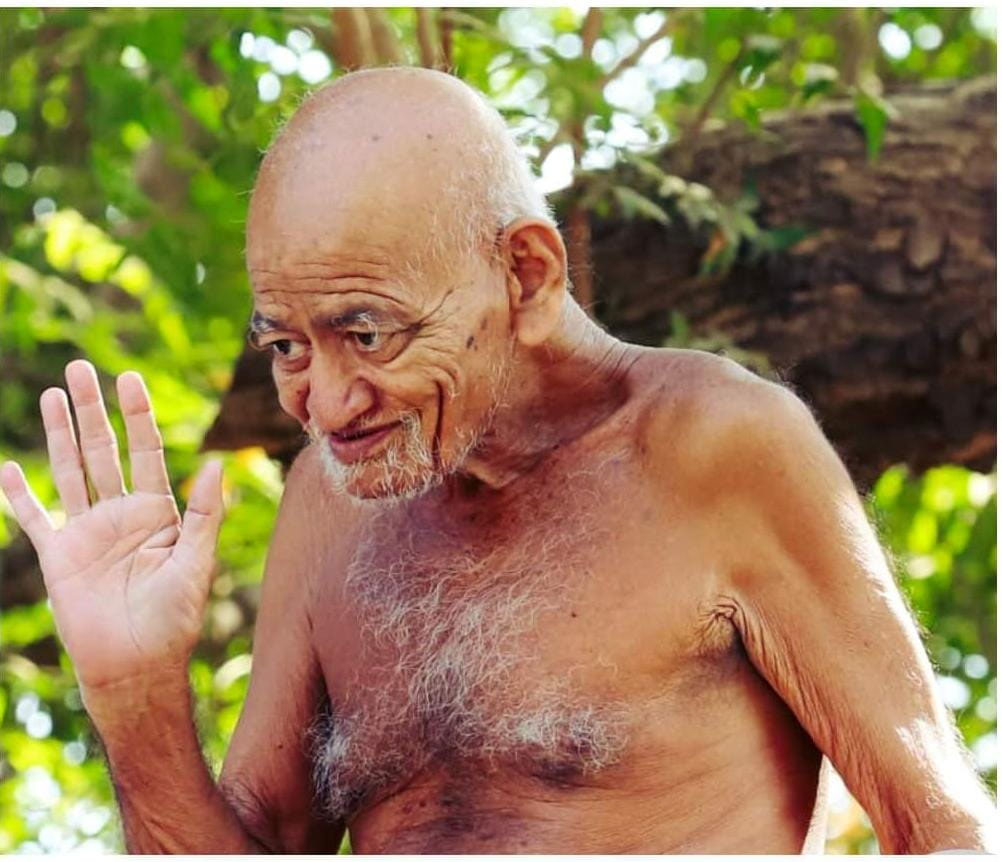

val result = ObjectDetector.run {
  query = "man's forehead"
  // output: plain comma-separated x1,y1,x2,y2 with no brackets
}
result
246,181,438,282
250,271,419,311
247,240,393,279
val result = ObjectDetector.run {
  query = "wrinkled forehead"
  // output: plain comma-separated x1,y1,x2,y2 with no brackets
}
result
248,157,437,270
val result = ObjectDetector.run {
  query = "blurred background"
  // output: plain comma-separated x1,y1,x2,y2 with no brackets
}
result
0,7,995,854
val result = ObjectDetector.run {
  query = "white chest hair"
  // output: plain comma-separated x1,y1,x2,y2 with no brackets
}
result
312,483,630,821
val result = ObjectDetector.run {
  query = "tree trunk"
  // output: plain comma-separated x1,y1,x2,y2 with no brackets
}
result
202,77,996,489
591,76,995,487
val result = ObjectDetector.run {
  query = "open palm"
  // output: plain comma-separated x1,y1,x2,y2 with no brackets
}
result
0,360,223,689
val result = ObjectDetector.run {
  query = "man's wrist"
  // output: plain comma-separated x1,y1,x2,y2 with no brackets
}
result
80,662,193,732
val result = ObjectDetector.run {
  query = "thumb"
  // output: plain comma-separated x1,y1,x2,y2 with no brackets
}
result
172,459,224,579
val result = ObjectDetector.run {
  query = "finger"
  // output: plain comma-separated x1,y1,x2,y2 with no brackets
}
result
172,460,224,582
117,371,171,496
0,461,55,550
39,387,91,517
64,360,125,501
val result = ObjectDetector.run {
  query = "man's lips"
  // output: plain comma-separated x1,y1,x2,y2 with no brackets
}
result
327,422,401,463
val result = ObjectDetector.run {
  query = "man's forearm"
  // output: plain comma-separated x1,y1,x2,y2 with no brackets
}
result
83,669,263,854
873,770,999,854
890,812,998,855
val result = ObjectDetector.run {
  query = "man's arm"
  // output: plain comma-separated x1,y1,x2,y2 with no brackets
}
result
696,373,996,853
88,446,344,853
84,672,264,853
218,445,346,852
0,363,262,852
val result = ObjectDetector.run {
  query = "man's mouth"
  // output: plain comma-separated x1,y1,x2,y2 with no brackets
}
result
327,421,401,463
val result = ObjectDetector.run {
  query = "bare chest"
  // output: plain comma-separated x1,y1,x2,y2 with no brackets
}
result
312,453,729,822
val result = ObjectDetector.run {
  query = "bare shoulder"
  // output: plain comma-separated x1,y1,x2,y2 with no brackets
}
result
628,347,837,495
268,443,369,596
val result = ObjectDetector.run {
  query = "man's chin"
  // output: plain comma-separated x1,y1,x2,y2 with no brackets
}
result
319,448,440,503
344,470,443,502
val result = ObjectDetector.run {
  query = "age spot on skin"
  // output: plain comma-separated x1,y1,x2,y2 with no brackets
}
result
466,336,475,349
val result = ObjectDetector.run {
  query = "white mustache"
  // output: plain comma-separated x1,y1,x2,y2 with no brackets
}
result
313,411,440,502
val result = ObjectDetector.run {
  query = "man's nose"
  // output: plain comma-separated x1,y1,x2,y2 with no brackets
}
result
305,353,377,432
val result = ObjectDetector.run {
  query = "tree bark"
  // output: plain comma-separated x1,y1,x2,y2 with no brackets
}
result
590,76,995,487
201,77,996,489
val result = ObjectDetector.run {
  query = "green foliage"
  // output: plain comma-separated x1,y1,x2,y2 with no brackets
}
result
871,466,997,781
854,88,894,162
0,6,995,855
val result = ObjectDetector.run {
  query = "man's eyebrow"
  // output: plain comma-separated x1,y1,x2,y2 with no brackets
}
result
249,312,286,333
328,308,385,329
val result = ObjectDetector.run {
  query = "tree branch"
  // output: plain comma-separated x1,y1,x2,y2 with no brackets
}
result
581,8,603,57
416,8,441,69
365,9,404,65
597,19,673,89
562,8,606,317
679,52,742,152
439,11,453,70
330,8,373,69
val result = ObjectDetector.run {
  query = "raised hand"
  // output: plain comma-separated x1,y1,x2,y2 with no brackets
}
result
0,360,223,690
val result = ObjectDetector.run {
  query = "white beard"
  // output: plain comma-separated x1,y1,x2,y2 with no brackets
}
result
309,348,515,503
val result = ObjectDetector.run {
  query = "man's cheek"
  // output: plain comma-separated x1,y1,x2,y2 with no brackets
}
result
277,382,310,427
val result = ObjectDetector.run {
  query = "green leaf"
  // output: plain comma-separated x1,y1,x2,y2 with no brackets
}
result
1,601,55,649
854,89,893,162
612,186,670,226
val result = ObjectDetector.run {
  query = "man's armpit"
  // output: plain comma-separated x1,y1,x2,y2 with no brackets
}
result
219,775,279,852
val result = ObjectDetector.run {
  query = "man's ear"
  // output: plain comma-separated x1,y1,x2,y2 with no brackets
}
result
501,218,568,347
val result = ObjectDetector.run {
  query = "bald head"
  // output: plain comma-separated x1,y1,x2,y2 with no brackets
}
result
248,67,552,273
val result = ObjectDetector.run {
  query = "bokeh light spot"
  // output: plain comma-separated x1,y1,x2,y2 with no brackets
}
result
879,22,912,60
269,45,298,76
936,674,971,710
33,197,55,220
63,740,87,766
298,50,332,85
963,654,989,679
26,711,53,739
257,72,281,103
286,28,314,54
0,109,17,136
2,161,29,187
239,31,255,58
914,23,943,51
120,45,147,70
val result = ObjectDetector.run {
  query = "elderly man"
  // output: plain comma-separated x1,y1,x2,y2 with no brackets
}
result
1,67,996,854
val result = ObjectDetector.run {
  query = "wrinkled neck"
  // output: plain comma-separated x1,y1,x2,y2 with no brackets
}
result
458,299,633,491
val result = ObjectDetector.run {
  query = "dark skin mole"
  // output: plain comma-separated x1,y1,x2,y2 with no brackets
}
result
466,335,475,349
479,317,488,331
371,134,381,141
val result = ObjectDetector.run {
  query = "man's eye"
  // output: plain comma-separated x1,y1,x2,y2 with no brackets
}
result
351,330,386,351
268,340,307,360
